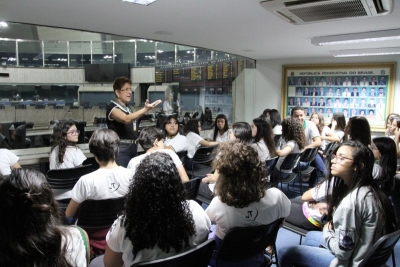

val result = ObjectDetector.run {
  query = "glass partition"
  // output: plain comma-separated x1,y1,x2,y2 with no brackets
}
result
136,40,155,67
43,41,68,68
0,39,17,66
17,40,42,67
194,48,212,63
92,41,114,64
69,41,91,67
115,40,135,65
156,42,175,66
177,45,195,65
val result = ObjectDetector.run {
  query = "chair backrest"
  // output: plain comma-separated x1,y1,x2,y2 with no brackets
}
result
193,145,217,165
299,148,318,163
183,178,201,200
264,156,279,176
47,164,93,190
176,150,187,165
216,218,284,263
359,229,400,267
131,239,216,267
77,197,125,228
323,142,339,158
273,135,282,149
279,153,301,172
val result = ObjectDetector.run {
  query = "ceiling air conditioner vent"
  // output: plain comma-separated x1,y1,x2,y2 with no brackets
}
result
260,0,393,25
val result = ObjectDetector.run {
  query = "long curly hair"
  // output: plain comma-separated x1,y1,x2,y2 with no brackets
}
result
252,117,277,157
123,152,195,258
0,168,73,267
373,137,397,194
212,114,229,141
50,121,77,164
214,141,265,208
325,141,397,234
281,117,306,150
344,116,371,146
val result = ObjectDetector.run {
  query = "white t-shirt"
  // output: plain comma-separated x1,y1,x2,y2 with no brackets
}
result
251,141,270,162
303,120,320,146
49,145,87,170
186,132,204,158
71,166,134,203
275,140,300,172
273,125,282,135
163,101,173,115
165,133,188,153
320,126,330,150
207,129,231,143
0,149,19,176
127,149,182,174
106,200,211,266
63,226,88,267
206,187,290,239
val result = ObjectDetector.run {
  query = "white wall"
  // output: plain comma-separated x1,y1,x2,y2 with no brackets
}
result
255,56,400,119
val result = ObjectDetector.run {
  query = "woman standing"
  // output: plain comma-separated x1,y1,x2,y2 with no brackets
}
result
103,152,210,267
251,117,277,162
0,168,89,266
106,77,161,167
49,121,86,170
207,114,231,143
278,141,397,267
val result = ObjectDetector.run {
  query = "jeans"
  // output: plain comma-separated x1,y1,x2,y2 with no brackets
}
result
116,143,137,168
278,231,335,267
309,154,326,187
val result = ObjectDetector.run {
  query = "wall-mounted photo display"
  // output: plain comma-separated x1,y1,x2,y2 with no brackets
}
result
283,63,396,132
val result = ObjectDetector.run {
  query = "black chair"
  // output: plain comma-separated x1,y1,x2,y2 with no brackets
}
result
270,153,301,190
282,221,309,245
359,229,400,267
186,145,217,179
322,142,339,164
131,239,216,267
290,148,318,193
176,150,187,166
273,135,282,150
47,164,93,210
183,177,202,200
264,156,279,189
215,218,284,267
77,197,125,228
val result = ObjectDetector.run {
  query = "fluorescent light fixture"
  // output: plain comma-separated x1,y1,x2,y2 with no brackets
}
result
0,22,8,27
121,0,156,5
312,29,400,46
331,47,400,57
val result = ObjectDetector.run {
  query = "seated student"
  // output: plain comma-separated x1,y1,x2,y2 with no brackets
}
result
49,121,86,170
162,115,188,153
251,117,277,162
100,152,211,267
271,117,306,180
199,122,253,201
207,114,231,143
127,127,189,182
66,128,134,257
206,141,290,267
0,124,11,149
0,168,89,266
0,148,21,176
278,141,397,267
184,119,219,167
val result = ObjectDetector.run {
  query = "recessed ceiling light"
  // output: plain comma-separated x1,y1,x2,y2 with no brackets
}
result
312,29,400,46
121,0,157,6
331,47,400,57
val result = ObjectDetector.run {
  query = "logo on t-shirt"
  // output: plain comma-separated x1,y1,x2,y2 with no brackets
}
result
109,182,120,192
339,229,355,250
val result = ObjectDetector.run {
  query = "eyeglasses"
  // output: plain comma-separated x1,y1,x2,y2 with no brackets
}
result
331,154,353,164
67,130,80,135
119,88,133,93
166,122,178,125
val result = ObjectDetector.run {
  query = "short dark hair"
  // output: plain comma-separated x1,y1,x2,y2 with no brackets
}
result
89,128,120,162
137,127,164,151
113,76,132,97
184,119,200,135
231,122,252,144
290,106,304,117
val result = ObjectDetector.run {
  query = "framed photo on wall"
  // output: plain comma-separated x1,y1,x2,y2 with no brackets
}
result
282,63,396,132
